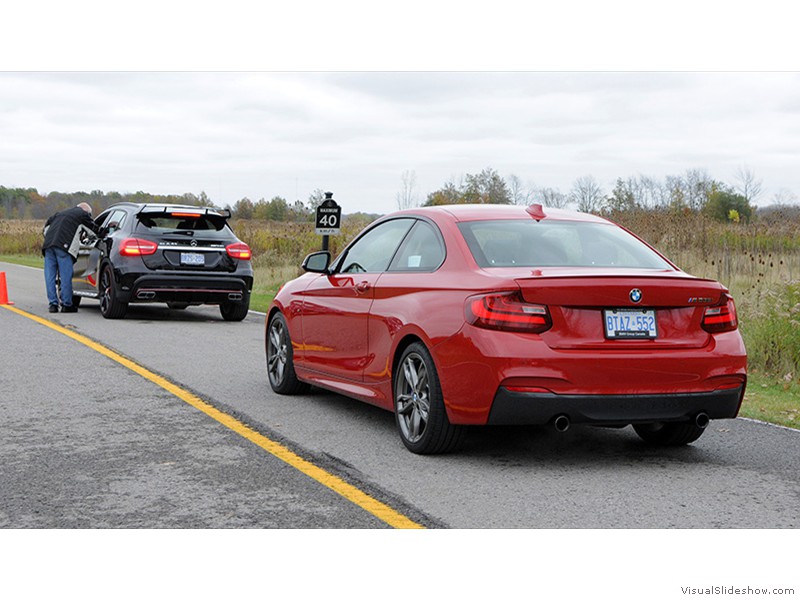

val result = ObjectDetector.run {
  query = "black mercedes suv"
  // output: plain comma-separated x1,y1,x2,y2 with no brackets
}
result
71,203,254,320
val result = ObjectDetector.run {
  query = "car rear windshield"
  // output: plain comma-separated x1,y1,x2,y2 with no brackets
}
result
135,211,231,236
458,219,673,269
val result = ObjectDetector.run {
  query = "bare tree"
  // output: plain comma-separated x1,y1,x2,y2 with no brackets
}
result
638,175,667,209
665,174,687,210
684,169,713,211
507,174,533,205
570,175,604,213
770,188,798,205
396,170,418,210
734,166,763,204
535,186,569,209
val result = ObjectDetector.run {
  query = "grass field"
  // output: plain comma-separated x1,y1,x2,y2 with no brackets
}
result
740,371,799,429
3,210,798,431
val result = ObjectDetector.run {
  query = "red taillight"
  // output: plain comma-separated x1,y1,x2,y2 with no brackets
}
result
119,238,158,257
465,291,552,333
226,242,252,260
702,294,738,333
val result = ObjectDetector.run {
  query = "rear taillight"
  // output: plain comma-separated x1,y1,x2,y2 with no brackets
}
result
702,294,738,333
119,238,158,257
226,242,252,260
466,291,552,333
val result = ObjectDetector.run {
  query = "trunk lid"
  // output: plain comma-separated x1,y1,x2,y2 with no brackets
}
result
512,268,726,350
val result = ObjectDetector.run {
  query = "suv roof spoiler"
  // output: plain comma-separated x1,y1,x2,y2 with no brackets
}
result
136,205,232,219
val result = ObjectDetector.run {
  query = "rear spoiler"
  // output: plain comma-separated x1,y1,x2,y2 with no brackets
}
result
135,205,232,219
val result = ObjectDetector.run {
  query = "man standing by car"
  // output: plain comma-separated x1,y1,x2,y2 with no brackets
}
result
42,202,102,313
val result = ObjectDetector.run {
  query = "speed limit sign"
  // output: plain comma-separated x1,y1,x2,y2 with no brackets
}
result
315,193,342,235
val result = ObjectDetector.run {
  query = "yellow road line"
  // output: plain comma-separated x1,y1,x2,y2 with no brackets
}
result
1,304,424,529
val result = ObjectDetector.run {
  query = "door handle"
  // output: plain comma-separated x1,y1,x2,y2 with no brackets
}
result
355,281,371,294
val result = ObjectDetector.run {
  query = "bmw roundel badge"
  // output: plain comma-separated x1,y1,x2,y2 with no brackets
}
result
629,288,643,303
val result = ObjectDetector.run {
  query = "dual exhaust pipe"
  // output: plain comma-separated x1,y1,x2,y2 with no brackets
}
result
551,411,710,433
135,291,243,301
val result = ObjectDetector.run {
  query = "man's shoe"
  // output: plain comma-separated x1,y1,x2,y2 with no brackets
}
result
48,304,59,313
61,305,78,313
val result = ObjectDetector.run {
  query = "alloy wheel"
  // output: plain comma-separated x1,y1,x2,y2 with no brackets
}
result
100,268,111,314
267,318,288,386
395,352,431,444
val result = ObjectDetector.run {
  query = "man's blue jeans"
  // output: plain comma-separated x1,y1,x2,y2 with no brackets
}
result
44,247,74,307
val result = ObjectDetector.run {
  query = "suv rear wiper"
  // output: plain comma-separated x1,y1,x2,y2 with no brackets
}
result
166,230,195,236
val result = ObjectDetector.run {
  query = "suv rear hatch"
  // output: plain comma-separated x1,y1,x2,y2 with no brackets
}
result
133,206,240,272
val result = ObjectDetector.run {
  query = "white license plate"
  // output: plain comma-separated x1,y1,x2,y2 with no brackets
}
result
603,309,657,339
180,252,205,266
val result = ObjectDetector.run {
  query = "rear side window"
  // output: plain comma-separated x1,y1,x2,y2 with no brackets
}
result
458,219,672,269
101,210,128,233
388,220,445,271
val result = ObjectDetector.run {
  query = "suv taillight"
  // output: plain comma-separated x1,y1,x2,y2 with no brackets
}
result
226,242,252,260
702,294,738,333
466,291,552,333
119,238,158,257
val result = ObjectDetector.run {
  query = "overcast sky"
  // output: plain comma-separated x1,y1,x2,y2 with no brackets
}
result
2,71,799,214
3,0,800,215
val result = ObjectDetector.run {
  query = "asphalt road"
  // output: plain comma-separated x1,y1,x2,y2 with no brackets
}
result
1,260,799,529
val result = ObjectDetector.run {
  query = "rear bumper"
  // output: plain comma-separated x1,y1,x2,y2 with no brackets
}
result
119,274,253,304
486,384,745,426
435,325,747,425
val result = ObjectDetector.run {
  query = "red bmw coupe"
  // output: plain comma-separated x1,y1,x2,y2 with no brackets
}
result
266,204,746,454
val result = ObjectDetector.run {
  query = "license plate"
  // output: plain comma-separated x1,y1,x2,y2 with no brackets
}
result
603,309,657,339
180,252,205,266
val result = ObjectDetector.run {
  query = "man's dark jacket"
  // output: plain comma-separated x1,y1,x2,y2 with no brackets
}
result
42,207,101,262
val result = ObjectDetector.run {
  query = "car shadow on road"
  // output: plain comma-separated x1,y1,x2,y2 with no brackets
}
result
462,423,708,467
296,386,709,467
76,301,250,323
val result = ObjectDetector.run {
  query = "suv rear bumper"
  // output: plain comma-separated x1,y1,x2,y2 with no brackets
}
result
120,274,253,304
486,385,745,426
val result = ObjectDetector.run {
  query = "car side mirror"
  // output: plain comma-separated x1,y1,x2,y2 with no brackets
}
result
302,251,331,273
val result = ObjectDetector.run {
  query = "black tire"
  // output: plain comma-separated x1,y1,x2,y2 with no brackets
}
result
394,342,465,455
266,312,308,394
71,295,82,308
633,421,707,446
99,264,127,319
220,299,250,321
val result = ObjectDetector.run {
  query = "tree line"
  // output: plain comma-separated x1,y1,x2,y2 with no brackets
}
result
3,166,798,223
0,185,382,223
0,187,323,222
410,166,792,223
0,188,218,220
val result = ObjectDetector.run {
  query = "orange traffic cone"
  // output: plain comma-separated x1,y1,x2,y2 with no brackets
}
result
0,271,13,305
